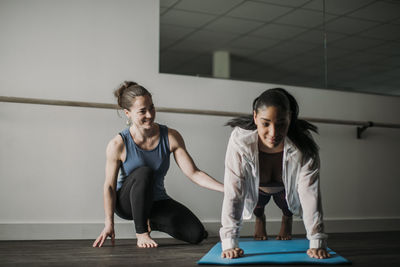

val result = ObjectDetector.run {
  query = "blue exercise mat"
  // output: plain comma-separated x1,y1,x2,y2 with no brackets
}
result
198,238,350,265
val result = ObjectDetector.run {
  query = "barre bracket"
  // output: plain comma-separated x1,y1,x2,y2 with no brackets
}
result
357,121,374,139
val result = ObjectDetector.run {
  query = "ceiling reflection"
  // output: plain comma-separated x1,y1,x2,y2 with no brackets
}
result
160,0,400,96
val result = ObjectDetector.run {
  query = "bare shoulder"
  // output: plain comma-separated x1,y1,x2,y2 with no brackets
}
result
106,134,124,159
168,128,185,151
168,127,181,139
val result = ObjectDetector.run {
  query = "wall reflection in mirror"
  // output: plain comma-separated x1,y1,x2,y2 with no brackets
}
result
160,0,400,96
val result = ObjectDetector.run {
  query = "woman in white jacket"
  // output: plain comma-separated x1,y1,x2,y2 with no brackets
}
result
220,88,330,260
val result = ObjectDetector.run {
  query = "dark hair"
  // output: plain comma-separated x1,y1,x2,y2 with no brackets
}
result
114,81,152,110
226,88,319,165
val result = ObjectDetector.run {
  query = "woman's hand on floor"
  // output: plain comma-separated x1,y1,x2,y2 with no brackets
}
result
93,224,115,247
221,247,244,259
307,248,331,259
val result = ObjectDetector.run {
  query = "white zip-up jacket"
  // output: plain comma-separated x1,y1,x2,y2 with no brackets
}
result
220,127,327,251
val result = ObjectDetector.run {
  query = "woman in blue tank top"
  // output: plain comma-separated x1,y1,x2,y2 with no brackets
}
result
93,81,224,248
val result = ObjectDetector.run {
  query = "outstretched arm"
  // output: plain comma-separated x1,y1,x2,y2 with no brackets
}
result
93,136,122,247
220,137,246,258
297,155,330,259
168,128,223,192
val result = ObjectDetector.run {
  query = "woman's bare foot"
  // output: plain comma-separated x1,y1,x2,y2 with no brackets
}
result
254,214,268,240
276,215,292,240
136,232,158,248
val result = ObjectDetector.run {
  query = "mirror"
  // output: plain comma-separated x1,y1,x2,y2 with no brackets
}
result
160,0,400,96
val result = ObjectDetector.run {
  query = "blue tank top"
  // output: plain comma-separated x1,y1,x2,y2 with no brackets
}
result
117,124,170,201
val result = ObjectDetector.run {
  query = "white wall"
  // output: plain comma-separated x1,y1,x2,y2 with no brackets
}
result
1,0,399,240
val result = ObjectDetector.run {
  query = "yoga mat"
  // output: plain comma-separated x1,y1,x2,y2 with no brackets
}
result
198,238,350,265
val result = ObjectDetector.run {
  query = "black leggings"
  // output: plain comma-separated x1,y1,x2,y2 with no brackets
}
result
253,189,293,218
115,166,207,244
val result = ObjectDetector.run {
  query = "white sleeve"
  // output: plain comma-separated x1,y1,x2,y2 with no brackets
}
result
297,155,328,249
219,139,246,251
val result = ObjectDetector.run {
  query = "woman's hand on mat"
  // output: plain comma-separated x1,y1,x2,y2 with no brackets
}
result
307,248,331,259
221,248,244,259
93,224,115,247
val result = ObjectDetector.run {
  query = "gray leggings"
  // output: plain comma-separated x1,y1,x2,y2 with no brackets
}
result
115,166,207,244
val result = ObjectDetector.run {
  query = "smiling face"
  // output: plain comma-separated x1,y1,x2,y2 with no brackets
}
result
124,95,156,130
254,105,290,152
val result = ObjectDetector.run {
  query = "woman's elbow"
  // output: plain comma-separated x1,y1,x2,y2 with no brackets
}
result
103,183,116,194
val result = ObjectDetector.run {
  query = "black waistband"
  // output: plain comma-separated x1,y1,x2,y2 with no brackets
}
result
259,181,284,187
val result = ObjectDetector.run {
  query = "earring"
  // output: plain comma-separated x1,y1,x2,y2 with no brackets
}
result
126,117,132,126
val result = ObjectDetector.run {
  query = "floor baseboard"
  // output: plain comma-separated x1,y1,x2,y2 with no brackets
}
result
1,217,399,240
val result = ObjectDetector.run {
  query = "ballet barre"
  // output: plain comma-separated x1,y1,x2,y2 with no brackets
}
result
1,96,399,139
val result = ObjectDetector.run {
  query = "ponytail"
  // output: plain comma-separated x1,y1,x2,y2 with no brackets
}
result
225,115,255,130
225,96,260,130
288,118,319,167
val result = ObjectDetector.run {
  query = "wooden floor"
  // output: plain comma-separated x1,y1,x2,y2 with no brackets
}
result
1,231,399,266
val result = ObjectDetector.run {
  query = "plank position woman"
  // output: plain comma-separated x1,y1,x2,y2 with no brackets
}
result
220,88,330,259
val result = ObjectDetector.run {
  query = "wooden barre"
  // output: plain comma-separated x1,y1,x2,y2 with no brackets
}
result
1,95,399,129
